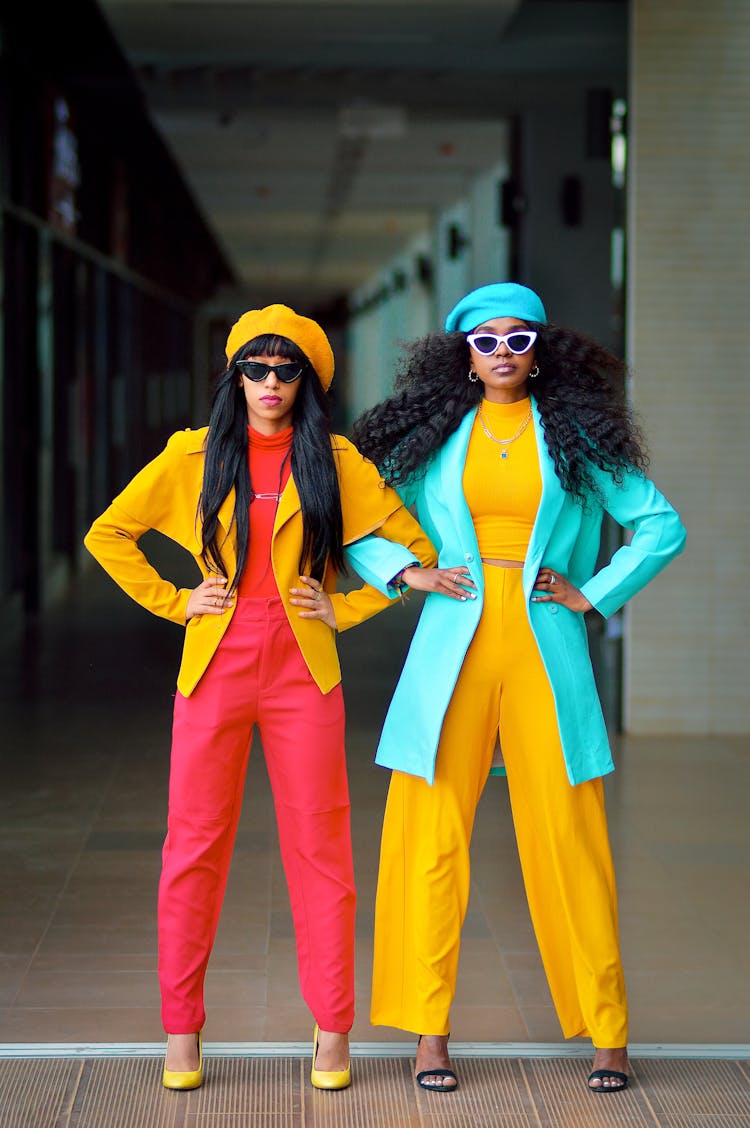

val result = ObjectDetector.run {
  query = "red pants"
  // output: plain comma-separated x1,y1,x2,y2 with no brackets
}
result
158,595,355,1034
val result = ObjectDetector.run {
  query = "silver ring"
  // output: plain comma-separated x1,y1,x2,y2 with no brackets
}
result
314,590,321,601
453,573,460,584
549,574,556,585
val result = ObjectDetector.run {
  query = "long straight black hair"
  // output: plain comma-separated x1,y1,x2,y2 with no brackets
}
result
199,333,345,588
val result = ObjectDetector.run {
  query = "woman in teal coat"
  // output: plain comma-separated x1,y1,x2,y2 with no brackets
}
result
349,282,686,1095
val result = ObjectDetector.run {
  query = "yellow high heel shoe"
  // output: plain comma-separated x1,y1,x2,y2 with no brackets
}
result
310,1024,351,1090
163,1032,203,1090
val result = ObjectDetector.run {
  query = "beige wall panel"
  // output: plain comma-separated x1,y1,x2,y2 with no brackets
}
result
627,0,750,732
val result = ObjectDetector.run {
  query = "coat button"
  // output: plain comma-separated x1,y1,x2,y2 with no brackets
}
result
550,605,559,614
464,553,473,562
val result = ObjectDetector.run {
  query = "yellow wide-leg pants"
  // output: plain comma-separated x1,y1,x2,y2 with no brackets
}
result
371,565,627,1048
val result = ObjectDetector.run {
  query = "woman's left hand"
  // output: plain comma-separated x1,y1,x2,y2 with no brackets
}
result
289,575,336,628
532,567,593,613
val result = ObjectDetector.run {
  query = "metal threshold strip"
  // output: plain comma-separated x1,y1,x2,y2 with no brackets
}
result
1,1041,748,1059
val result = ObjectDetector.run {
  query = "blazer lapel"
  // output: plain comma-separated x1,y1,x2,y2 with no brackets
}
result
273,474,301,535
523,396,566,595
438,409,478,545
217,489,236,537
184,428,238,572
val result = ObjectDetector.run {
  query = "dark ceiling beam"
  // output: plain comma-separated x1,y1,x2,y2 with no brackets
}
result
133,66,622,119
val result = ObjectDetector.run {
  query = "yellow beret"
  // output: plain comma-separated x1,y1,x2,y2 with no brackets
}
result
225,304,335,391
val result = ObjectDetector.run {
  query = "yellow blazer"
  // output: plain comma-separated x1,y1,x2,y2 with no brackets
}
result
84,426,436,696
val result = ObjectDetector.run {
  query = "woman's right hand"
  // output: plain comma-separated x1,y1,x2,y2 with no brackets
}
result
400,565,476,601
186,576,234,619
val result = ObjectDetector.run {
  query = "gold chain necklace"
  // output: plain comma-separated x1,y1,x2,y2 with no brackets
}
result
478,403,532,460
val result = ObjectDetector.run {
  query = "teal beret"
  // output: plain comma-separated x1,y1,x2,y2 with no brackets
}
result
445,283,547,332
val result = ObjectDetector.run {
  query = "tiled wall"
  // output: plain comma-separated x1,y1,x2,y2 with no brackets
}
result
626,1,750,732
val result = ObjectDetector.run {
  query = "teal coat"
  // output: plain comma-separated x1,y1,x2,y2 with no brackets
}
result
346,399,686,786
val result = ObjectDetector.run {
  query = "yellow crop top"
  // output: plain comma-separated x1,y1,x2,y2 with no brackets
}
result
462,397,542,561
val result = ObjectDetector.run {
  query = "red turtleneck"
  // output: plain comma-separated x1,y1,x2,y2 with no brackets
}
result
238,425,293,598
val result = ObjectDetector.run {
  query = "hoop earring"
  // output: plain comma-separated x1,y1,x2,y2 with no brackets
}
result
529,365,540,379
468,369,478,383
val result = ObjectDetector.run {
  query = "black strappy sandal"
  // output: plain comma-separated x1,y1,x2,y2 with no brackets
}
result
415,1034,458,1092
587,1068,628,1093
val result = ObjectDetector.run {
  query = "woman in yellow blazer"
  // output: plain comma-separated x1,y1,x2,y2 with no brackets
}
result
84,304,436,1093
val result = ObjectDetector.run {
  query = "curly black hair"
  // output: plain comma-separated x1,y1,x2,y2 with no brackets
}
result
351,324,648,502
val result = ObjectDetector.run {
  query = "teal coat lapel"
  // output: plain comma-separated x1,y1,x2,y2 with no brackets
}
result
523,396,566,599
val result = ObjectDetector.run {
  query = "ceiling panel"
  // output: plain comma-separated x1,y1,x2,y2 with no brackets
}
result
98,0,626,308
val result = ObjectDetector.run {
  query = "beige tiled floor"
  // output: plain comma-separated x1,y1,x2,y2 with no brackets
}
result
0,560,748,1050
3,1055,749,1128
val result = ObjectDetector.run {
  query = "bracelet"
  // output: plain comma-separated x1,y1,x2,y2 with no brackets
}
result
390,562,419,604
